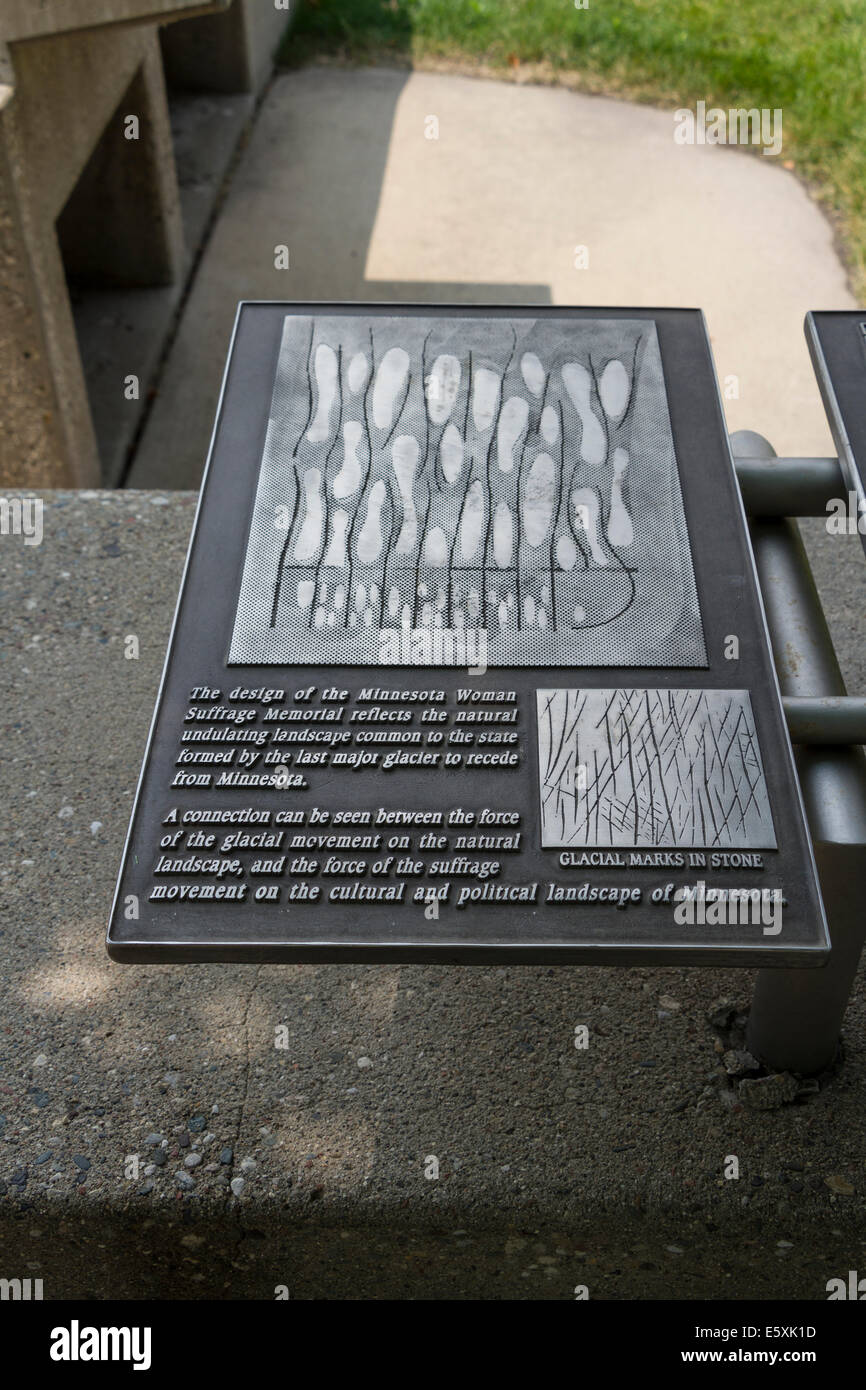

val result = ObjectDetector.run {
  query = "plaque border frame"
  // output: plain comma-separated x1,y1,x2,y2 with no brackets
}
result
107,302,829,967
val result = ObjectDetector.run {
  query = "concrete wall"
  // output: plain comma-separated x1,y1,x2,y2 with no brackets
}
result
0,2,230,44
0,0,279,488
2,492,865,1301
0,23,184,486
0,138,67,487
161,0,294,96
242,0,294,93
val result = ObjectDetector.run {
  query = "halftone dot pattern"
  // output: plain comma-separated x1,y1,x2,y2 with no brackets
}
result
228,315,706,668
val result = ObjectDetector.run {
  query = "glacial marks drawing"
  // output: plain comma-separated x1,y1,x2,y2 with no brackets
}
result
537,688,776,849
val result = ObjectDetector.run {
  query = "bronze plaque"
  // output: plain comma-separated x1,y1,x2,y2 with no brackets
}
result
108,304,827,965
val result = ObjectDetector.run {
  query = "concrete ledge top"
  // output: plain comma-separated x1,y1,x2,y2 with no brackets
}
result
1,490,864,1299
1,0,229,45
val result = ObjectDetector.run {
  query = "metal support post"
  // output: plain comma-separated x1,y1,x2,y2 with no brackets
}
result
732,430,866,1073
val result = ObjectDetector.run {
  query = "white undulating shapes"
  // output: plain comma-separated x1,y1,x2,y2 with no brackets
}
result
607,447,634,547
540,405,559,444
572,487,608,566
294,468,324,561
520,351,545,397
556,534,577,571
459,480,485,562
424,525,449,567
347,351,368,395
230,316,708,669
493,502,514,568
332,421,364,499
392,435,420,555
472,368,501,433
306,345,339,443
324,509,349,568
372,346,410,431
440,423,464,484
297,579,315,610
356,481,387,563
427,354,461,425
599,358,630,419
523,453,557,547
562,362,606,466
497,396,529,472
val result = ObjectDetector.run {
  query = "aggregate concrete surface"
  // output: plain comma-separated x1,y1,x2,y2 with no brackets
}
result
1,492,865,1300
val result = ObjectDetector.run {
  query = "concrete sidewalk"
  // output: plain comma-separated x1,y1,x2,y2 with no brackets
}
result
127,66,856,490
1,492,865,1299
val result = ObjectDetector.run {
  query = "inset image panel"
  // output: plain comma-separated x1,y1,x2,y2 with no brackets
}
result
537,687,777,849
228,314,706,667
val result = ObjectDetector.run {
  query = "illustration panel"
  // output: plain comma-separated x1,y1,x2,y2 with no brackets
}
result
537,688,776,849
229,315,706,667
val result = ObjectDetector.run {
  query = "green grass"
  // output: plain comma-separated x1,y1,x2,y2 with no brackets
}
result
282,0,866,296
